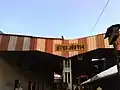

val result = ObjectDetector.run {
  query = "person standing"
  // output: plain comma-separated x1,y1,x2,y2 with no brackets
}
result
15,84,23,90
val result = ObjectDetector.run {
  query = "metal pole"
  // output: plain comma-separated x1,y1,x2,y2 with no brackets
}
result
113,42,120,76
113,41,120,90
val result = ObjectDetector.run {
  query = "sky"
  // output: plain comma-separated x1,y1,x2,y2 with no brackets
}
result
0,0,120,39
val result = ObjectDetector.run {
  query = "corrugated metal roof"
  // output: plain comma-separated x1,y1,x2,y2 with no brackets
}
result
81,65,118,85
0,33,118,57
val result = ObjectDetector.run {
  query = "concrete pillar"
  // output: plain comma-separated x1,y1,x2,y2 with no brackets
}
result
63,60,65,82
62,59,72,90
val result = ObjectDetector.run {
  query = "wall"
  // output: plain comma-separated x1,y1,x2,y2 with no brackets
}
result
0,57,51,90
0,57,28,90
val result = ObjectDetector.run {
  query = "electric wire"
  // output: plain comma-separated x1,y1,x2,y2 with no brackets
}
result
90,0,110,35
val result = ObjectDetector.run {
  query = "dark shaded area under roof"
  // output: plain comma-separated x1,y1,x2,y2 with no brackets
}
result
0,51,65,76
0,47,119,85
86,74,120,90
70,48,119,83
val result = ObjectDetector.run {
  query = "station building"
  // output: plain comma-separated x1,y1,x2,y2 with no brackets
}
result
0,33,120,90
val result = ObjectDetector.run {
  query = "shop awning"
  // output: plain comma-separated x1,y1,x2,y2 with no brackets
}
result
81,64,118,85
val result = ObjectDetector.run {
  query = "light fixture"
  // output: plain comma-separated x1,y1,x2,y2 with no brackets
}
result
91,59,99,61
54,72,61,78
92,58,106,62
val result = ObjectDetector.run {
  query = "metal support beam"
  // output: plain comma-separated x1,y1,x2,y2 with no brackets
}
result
62,59,72,90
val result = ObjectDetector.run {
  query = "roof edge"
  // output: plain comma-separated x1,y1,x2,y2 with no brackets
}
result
0,33,63,40
0,32,105,40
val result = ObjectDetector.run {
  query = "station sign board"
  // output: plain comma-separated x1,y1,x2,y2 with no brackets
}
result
55,43,85,52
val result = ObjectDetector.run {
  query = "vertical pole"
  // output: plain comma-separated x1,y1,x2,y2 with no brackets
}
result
103,59,106,70
113,42,120,76
70,59,72,90
62,59,72,90
63,60,65,82
67,72,68,83
113,42,120,90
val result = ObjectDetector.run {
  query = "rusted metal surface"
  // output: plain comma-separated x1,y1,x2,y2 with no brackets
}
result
62,40,69,58
0,33,117,57
78,37,87,54
68,39,78,57
117,36,120,50
96,34,105,48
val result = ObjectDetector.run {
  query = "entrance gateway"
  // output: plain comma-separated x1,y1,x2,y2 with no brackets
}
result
55,43,85,90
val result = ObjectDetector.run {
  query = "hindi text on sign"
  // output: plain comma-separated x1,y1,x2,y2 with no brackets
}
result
55,44,84,51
